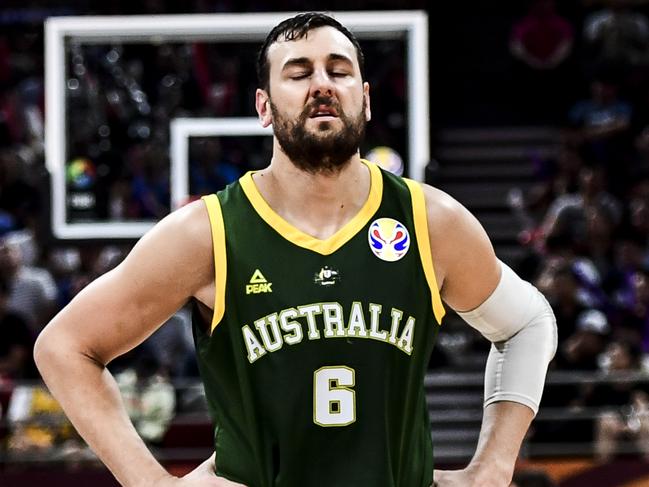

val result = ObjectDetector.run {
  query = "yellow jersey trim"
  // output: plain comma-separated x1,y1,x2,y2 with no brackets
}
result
202,194,227,333
239,160,383,255
404,179,445,324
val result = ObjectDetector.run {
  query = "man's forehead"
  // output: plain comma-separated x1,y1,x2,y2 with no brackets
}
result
267,26,357,68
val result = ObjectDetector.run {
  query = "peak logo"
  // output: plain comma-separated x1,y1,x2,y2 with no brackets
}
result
246,269,272,295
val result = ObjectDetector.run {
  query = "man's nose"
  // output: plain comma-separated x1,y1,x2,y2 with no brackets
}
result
309,69,335,98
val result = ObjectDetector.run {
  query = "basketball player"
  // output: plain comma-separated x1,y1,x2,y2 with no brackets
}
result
34,13,557,487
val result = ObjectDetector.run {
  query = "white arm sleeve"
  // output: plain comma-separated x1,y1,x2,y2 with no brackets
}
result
457,261,557,415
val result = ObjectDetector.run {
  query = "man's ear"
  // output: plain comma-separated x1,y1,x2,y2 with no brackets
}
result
256,89,272,128
363,82,371,122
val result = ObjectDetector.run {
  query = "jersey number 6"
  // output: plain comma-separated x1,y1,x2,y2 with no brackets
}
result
313,366,356,427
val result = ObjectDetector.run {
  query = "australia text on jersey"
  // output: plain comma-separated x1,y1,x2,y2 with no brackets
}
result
241,302,416,364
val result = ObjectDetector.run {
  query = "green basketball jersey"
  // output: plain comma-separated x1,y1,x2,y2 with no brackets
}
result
193,161,445,487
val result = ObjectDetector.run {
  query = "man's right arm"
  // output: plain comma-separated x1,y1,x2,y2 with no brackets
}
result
34,201,240,487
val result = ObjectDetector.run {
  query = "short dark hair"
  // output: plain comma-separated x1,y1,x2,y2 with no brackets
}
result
256,12,365,92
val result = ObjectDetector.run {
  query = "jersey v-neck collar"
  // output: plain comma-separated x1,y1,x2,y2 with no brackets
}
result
239,160,383,256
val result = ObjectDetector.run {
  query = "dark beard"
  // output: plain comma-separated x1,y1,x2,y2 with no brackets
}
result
270,96,366,174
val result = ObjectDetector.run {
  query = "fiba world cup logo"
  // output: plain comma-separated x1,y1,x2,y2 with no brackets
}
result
368,218,410,262
66,158,96,190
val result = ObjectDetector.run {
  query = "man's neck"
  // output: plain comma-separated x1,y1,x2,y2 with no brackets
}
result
251,150,371,240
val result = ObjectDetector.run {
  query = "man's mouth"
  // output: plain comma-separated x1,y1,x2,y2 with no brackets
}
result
310,104,339,118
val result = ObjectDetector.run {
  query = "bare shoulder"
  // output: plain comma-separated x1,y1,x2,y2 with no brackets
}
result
154,199,211,247
97,197,216,309
416,182,500,311
120,198,215,299
417,182,482,252
130,199,212,267
418,183,467,229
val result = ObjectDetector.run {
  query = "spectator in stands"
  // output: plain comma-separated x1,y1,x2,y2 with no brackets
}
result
568,78,632,173
510,0,574,71
569,78,632,134
536,260,588,341
507,142,585,273
509,0,575,120
583,0,649,73
0,234,57,334
115,349,176,446
6,382,85,462
548,141,583,198
554,308,611,371
142,307,196,378
541,164,622,254
510,149,571,230
47,247,82,308
611,267,649,351
609,229,649,296
588,339,649,462
625,189,649,248
0,276,34,381
585,204,617,279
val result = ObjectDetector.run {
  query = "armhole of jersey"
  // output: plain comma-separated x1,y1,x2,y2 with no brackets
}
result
201,194,227,333
404,179,445,325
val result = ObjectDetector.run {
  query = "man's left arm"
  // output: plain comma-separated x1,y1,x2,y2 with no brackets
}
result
419,184,557,486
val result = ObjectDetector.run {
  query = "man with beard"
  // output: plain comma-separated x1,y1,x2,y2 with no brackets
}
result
34,13,557,487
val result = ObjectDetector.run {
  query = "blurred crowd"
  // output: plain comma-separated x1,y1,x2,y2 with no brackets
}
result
508,0,649,459
1,0,649,468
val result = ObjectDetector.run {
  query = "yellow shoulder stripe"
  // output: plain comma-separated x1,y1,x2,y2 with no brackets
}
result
201,194,227,333
404,179,445,324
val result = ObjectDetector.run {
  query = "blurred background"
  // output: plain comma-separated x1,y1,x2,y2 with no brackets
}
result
1,0,649,486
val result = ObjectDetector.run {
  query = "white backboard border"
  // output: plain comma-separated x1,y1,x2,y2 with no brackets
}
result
45,11,429,239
